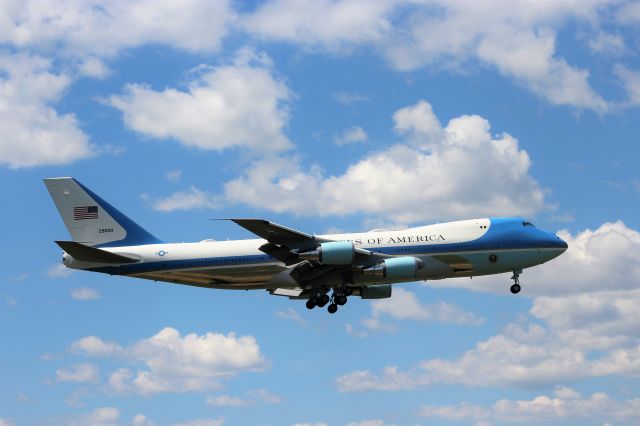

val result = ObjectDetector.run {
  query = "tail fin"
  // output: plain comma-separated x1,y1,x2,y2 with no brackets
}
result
44,177,161,247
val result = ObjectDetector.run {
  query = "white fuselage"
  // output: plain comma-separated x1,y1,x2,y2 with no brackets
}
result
64,218,567,291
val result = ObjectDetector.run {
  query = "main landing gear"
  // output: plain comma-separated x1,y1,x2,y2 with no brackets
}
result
306,288,349,313
510,269,522,294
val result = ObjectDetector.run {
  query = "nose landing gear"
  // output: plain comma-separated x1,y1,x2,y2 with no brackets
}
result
510,269,522,294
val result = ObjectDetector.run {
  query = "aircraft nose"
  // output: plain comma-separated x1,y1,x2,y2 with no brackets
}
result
543,232,569,253
556,235,568,250
535,231,568,262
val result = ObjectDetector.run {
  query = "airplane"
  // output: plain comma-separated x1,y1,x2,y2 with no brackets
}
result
44,177,568,314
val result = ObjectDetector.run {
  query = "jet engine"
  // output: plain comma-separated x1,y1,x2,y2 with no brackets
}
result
299,241,354,264
362,256,424,279
359,284,392,299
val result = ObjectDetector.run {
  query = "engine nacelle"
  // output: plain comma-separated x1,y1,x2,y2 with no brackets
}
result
360,284,392,299
299,241,354,265
362,256,424,279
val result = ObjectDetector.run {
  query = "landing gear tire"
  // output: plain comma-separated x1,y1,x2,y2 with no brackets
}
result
306,298,317,310
510,269,522,295
318,294,330,307
335,295,347,306
327,303,338,314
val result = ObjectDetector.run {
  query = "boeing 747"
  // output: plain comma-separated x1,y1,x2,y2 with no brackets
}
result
45,177,568,314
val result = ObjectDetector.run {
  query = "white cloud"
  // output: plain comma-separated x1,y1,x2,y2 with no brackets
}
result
223,100,545,223
108,49,291,154
247,389,283,404
72,327,268,395
0,53,92,169
205,389,283,407
614,64,640,106
276,308,307,326
335,125,368,145
587,31,625,56
165,169,183,183
332,91,370,105
336,366,429,393
0,0,234,57
68,407,119,426
152,187,218,212
336,319,640,392
0,419,13,426
616,1,640,25
243,1,608,111
131,414,155,426
48,263,74,278
0,294,17,307
172,420,224,426
71,287,100,301
78,57,111,79
205,395,252,407
71,336,122,357
371,288,484,325
242,0,395,49
382,1,609,111
420,388,640,423
56,363,99,383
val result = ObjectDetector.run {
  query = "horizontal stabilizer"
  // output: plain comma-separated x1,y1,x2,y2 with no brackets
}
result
55,241,139,264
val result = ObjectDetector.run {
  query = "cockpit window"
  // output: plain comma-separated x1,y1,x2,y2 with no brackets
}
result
522,221,535,227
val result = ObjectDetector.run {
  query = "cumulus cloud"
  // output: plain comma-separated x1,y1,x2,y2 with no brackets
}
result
371,287,484,325
223,100,545,223
587,31,625,56
165,169,183,183
419,387,640,423
108,49,291,154
614,64,640,106
243,0,608,111
71,336,122,357
71,327,268,395
56,363,99,383
248,389,283,404
276,308,307,326
68,407,119,426
0,53,92,168
0,0,234,57
48,263,74,278
152,187,218,212
347,288,483,337
332,91,370,105
241,0,394,49
335,125,368,145
205,395,252,407
131,414,155,426
70,287,100,301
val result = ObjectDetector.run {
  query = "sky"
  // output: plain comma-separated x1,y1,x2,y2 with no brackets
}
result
1,1,640,425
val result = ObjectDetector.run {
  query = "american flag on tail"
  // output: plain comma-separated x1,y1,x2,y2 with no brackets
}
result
74,206,98,220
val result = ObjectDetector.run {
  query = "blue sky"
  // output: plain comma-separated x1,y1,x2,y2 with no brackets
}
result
2,1,640,425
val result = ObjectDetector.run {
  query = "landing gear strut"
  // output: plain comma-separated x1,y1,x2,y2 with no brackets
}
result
510,269,522,294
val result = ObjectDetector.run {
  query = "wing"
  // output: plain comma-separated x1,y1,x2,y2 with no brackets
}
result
227,218,389,268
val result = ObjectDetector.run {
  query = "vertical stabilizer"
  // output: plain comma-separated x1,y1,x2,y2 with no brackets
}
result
44,177,161,247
